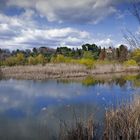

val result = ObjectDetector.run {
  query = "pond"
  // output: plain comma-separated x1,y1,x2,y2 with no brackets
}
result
0,74,140,140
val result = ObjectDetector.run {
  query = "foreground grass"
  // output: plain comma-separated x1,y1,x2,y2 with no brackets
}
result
104,97,140,140
59,117,97,140
59,97,140,140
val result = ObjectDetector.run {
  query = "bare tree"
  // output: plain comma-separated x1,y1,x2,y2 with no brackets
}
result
132,0,140,23
123,0,140,49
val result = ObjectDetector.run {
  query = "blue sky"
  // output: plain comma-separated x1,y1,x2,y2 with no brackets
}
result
0,0,139,50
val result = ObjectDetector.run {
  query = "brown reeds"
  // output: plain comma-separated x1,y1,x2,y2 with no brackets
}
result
0,67,2,79
58,96,140,140
104,97,140,140
59,117,97,140
1,63,139,80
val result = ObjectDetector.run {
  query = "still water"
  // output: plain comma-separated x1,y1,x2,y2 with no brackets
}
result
0,74,140,140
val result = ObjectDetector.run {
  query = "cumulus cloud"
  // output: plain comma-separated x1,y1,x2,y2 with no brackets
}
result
7,0,118,24
0,0,125,49
97,38,114,47
0,11,91,49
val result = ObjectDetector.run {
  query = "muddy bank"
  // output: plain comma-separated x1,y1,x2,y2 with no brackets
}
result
0,63,139,80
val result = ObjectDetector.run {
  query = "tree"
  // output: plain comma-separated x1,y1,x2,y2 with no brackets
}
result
16,53,25,65
82,44,88,51
131,49,140,62
28,56,37,65
0,48,2,54
56,47,71,56
36,54,46,65
99,48,106,60
115,48,120,60
123,1,140,49
119,45,128,62
5,56,17,66
32,47,38,55
55,54,65,63
83,51,93,59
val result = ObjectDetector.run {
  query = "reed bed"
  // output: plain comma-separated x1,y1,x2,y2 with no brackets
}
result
104,97,140,140
59,117,97,140
59,97,140,140
0,63,139,80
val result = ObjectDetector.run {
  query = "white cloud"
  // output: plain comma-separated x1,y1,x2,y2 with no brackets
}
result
96,38,114,47
7,0,118,24
0,12,92,49
0,2,119,50
0,23,9,31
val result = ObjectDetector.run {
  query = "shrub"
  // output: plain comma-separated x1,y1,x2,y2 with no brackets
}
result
95,60,116,65
82,76,96,86
64,57,73,63
79,58,94,69
36,54,46,65
16,53,25,65
28,56,37,65
4,56,17,66
123,59,138,66
55,54,65,63
131,49,140,62
0,60,3,66
83,51,93,59
50,56,56,63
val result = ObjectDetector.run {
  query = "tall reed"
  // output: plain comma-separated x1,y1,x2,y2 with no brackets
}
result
59,117,97,140
104,97,140,140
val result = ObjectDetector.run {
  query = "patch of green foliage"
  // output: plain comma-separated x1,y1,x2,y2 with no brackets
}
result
78,58,94,69
82,76,96,86
131,49,140,63
123,59,138,67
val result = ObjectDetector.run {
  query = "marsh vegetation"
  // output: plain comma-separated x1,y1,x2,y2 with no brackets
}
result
59,96,140,140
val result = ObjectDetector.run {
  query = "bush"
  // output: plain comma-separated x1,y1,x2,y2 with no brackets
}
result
64,57,73,63
28,56,37,65
83,51,93,59
131,49,140,62
79,58,94,69
123,59,138,66
82,76,96,86
55,54,65,63
4,57,17,66
16,53,25,65
95,60,116,65
36,54,46,65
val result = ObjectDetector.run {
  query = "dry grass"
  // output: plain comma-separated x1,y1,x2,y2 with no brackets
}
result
104,97,140,140
0,63,139,80
0,67,2,78
59,117,97,140
58,96,140,140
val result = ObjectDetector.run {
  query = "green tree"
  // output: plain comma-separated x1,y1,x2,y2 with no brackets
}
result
82,44,88,51
28,56,37,65
5,56,17,66
55,54,65,63
83,51,93,59
16,53,25,65
131,49,140,63
32,47,38,54
119,45,128,62
36,54,46,65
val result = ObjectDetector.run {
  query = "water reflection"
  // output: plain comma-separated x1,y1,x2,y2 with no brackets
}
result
58,73,140,88
0,74,139,140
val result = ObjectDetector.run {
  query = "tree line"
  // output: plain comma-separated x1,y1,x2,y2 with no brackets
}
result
0,43,139,67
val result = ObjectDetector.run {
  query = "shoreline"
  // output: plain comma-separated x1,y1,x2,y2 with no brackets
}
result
0,63,139,80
